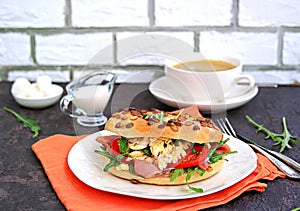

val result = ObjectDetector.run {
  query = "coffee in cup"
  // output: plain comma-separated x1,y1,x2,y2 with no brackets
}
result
173,59,237,72
164,53,255,103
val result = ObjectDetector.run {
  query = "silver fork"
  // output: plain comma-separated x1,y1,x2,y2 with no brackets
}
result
216,117,300,179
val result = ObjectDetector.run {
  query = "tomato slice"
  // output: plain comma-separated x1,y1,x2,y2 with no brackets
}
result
215,144,231,154
110,137,122,156
174,154,197,169
172,143,231,170
172,144,209,170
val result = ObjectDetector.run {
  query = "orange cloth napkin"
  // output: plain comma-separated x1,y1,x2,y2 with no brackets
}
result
32,134,285,211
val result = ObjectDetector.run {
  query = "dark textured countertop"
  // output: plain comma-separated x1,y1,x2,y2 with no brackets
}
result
0,81,299,210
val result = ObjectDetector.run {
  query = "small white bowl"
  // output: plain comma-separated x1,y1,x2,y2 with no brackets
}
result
12,84,64,109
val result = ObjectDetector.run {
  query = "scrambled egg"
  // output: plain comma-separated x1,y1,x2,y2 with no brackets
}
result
151,138,190,170
128,151,146,160
127,137,192,170
115,163,129,171
128,137,155,150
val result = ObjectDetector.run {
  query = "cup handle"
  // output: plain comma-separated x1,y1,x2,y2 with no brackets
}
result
225,74,255,99
60,95,78,118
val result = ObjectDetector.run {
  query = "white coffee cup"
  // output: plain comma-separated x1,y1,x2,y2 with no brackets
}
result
164,53,255,103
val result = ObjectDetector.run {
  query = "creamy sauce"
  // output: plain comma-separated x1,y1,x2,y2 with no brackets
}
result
73,85,111,114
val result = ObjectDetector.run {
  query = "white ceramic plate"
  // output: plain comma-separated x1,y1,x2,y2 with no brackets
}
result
68,130,257,200
149,76,259,113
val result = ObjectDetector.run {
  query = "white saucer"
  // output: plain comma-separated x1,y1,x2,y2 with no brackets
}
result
149,76,259,113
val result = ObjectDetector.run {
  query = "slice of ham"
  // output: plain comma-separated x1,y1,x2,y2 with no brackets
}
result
134,159,162,178
96,135,121,144
181,105,202,118
96,135,121,153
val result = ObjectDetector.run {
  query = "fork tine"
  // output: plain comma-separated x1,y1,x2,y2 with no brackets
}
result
220,118,234,137
216,119,226,133
216,118,232,137
225,117,237,138
216,117,237,137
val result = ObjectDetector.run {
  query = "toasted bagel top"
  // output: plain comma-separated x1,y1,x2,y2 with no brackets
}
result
104,108,223,144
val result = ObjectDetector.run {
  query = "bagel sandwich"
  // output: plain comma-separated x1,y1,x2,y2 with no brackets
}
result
95,107,237,192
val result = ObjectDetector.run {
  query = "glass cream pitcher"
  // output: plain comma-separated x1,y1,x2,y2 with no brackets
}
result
60,72,117,127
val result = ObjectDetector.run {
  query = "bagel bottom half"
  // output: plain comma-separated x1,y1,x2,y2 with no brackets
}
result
103,157,225,185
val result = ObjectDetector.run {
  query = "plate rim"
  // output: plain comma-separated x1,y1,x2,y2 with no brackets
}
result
68,130,258,200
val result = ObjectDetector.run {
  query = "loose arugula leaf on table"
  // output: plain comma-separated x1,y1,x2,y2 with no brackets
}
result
246,115,299,152
3,106,41,138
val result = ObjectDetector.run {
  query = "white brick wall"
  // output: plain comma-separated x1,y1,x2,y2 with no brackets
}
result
200,31,278,65
0,0,65,28
116,32,194,65
239,0,300,27
155,0,232,26
283,32,300,65
0,0,299,84
36,33,113,65
72,0,149,27
0,33,32,65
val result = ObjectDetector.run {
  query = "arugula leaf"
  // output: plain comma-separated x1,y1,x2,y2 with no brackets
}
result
187,184,204,193
208,140,225,159
95,149,128,172
158,111,164,122
207,138,237,164
107,153,128,172
279,117,300,151
170,167,205,193
170,167,204,193
209,151,237,164
3,106,41,138
186,168,205,193
141,146,151,156
246,115,299,152
141,113,149,119
95,149,115,160
170,168,185,182
118,137,128,153
100,145,106,151
128,164,136,175
186,168,205,180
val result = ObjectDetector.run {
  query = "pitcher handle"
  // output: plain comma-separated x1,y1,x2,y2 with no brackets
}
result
60,95,78,118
